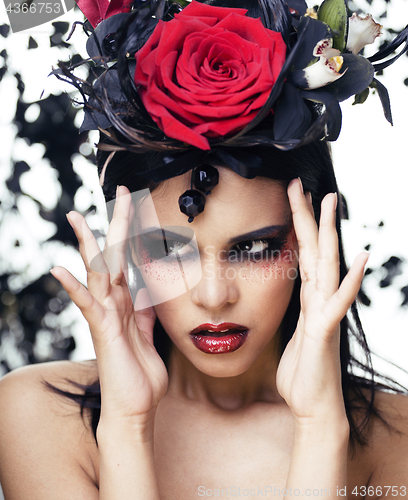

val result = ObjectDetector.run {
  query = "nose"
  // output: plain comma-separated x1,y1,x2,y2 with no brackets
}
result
190,258,239,311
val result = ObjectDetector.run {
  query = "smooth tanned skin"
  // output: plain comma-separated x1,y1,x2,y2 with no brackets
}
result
0,170,407,499
1,361,408,498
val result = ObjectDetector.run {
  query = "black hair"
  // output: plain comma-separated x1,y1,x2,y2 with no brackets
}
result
47,136,407,454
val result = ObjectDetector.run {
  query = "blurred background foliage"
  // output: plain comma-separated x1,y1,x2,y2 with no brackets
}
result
0,0,407,377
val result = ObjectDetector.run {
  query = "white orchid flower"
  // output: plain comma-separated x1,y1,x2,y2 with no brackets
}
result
300,39,344,90
346,13,383,55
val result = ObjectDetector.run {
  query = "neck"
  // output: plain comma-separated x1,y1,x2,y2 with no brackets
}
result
166,336,284,411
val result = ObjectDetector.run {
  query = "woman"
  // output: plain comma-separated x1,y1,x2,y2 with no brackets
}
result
1,0,408,497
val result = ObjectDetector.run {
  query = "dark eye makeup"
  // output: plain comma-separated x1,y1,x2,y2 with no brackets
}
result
136,224,291,264
136,226,198,263
230,234,288,263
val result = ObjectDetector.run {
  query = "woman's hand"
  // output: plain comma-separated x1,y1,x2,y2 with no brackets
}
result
276,178,368,427
50,186,168,432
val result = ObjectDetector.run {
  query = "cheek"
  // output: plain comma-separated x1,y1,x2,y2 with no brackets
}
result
238,230,299,284
140,257,183,285
138,248,188,305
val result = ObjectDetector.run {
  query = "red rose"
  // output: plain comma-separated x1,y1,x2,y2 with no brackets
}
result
134,1,287,150
76,0,133,28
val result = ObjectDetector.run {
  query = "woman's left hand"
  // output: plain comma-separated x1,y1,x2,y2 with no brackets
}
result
276,177,369,426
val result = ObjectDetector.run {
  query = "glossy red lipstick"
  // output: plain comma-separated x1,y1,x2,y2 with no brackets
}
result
190,323,248,354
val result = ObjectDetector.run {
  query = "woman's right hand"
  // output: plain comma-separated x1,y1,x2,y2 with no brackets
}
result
50,185,168,432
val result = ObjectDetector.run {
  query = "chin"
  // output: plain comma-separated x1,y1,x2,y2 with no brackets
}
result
184,344,269,379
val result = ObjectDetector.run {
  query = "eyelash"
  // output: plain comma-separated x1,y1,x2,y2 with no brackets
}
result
137,238,198,262
138,236,286,264
230,237,286,262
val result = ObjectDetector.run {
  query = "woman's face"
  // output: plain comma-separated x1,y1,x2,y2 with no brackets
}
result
133,167,299,377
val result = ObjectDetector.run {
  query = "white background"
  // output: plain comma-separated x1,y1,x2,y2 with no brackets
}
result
0,0,408,386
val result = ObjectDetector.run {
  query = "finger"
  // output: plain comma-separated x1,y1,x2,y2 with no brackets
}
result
287,178,319,283
66,211,111,302
134,288,156,346
323,251,369,331
317,192,340,299
50,266,107,332
103,185,132,285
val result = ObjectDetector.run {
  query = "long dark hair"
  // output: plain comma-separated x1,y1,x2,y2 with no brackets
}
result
48,137,407,453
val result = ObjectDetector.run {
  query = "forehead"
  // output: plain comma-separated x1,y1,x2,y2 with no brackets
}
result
136,167,290,231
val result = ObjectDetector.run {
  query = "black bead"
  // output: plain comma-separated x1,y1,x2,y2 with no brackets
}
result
192,164,219,194
178,190,205,223
102,33,117,57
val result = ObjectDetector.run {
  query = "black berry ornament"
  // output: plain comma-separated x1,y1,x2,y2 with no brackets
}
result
102,33,117,57
192,164,219,194
178,190,206,223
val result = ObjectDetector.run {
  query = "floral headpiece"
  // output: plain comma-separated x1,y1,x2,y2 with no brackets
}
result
60,0,408,220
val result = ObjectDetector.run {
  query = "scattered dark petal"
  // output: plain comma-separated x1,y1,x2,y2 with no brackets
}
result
358,287,371,307
52,22,70,36
378,221,384,227
380,256,403,288
0,24,10,38
0,67,7,83
28,36,38,49
14,72,25,95
370,78,393,125
401,286,408,307
364,244,371,251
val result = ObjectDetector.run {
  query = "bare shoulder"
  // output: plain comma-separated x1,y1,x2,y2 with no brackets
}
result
365,390,408,489
0,360,99,499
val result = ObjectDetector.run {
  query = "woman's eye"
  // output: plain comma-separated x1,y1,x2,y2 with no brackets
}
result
139,238,198,262
236,241,269,254
230,238,285,262
136,227,198,263
166,240,198,259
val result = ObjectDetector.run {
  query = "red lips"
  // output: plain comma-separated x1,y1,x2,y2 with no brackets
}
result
190,323,249,354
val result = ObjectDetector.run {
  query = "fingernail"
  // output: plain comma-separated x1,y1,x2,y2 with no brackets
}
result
334,193,339,210
306,191,312,204
116,185,120,197
66,212,73,225
297,177,304,194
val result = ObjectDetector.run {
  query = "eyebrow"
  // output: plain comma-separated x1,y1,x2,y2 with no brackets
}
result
227,224,291,245
138,224,291,245
138,227,194,243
